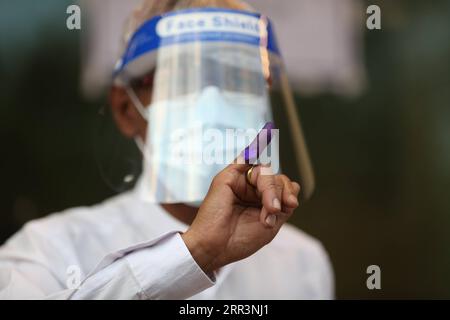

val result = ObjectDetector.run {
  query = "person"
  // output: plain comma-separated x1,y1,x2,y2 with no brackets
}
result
0,0,334,299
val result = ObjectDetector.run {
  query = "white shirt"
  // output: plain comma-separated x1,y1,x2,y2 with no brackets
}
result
0,185,334,299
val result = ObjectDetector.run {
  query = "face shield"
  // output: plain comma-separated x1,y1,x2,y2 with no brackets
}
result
113,7,314,204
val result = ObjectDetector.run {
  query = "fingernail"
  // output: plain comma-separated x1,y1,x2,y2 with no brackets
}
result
288,195,299,206
265,214,277,227
273,198,281,210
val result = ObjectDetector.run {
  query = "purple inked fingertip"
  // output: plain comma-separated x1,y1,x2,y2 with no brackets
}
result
243,122,276,163
263,121,275,142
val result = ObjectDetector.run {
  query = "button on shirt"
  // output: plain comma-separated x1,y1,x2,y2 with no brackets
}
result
0,187,334,299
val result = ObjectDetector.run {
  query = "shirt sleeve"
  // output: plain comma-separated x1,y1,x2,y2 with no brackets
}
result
317,242,335,300
0,232,215,300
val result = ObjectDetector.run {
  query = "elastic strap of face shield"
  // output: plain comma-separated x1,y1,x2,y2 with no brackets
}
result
124,85,149,121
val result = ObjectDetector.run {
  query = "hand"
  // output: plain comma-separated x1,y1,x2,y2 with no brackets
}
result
182,157,301,274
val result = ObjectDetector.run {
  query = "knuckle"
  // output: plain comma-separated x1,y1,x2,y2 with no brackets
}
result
211,173,224,187
262,180,278,194
218,170,237,186
275,183,283,192
292,182,301,192
258,174,274,187
278,175,294,191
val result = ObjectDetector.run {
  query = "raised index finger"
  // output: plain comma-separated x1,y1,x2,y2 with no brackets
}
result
229,121,276,173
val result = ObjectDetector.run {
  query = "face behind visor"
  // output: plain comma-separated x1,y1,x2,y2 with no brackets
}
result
112,7,315,204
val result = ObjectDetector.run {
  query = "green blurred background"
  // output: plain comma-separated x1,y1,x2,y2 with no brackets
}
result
1,0,449,298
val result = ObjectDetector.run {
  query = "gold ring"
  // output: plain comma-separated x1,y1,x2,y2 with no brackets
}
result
246,166,256,187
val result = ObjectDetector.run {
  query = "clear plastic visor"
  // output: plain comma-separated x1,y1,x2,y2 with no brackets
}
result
111,8,314,204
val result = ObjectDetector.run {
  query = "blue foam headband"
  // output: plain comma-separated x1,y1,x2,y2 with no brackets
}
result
113,7,280,79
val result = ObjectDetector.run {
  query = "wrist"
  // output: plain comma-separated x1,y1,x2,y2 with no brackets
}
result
181,230,219,274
